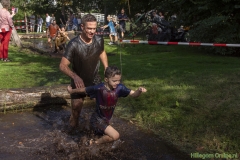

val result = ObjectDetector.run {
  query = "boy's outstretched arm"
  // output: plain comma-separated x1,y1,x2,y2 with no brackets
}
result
67,86,86,94
129,87,147,97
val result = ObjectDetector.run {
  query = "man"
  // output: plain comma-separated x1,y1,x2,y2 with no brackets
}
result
117,9,128,39
59,14,108,130
47,20,59,49
45,13,51,30
29,14,35,32
59,11,66,28
37,15,43,33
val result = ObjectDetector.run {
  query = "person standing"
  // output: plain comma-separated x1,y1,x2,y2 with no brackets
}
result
59,11,66,28
45,13,51,31
117,8,128,39
37,15,43,33
0,0,15,62
77,14,81,31
29,14,35,32
50,13,55,24
47,20,59,49
59,14,108,130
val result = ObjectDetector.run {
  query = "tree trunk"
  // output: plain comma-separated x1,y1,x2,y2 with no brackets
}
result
0,85,71,112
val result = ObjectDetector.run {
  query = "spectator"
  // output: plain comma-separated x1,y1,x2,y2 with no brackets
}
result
72,14,78,31
45,13,51,30
159,11,165,20
117,8,128,39
77,14,81,31
50,13,55,24
59,11,66,28
29,14,35,32
0,0,14,62
37,15,43,33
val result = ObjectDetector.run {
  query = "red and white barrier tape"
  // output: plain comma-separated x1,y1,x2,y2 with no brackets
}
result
95,32,109,35
14,20,26,23
15,26,26,29
120,40,240,47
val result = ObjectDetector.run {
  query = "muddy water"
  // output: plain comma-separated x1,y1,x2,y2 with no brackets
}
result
0,103,190,160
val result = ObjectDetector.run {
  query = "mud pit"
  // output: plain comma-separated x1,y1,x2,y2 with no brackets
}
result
0,102,190,160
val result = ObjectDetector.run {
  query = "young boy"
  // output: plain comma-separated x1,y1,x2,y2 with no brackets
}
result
102,15,118,45
67,66,147,147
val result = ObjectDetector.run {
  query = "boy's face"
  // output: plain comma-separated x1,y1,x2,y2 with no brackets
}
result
105,74,121,89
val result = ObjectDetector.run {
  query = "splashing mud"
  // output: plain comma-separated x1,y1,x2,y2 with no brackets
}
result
0,103,191,160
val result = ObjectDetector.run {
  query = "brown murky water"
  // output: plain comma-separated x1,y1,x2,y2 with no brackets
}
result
0,103,190,160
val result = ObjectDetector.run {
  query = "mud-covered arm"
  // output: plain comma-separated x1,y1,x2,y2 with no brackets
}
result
59,57,85,88
129,87,147,97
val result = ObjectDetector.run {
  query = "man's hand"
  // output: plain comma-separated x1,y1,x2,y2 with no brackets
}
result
73,75,85,88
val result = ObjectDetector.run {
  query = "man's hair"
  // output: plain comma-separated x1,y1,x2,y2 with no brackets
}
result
81,14,97,25
1,0,10,8
105,66,121,78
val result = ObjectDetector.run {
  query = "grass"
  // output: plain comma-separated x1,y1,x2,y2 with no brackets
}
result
1,38,240,155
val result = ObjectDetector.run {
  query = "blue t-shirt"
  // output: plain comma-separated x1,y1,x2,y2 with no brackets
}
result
108,21,116,33
86,83,131,121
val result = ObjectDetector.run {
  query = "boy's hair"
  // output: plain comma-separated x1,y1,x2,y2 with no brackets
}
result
105,66,121,78
81,14,97,25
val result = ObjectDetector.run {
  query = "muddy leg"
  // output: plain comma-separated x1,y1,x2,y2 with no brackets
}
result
69,98,84,128
95,125,119,144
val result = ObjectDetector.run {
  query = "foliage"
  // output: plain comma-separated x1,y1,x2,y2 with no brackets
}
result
8,0,240,55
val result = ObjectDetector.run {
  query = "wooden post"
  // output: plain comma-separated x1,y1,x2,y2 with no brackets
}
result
25,12,28,34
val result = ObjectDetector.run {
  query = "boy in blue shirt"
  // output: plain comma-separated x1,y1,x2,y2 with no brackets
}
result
102,15,118,45
67,66,147,147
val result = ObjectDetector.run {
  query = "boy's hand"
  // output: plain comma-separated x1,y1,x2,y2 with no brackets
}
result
67,85,72,94
138,87,147,93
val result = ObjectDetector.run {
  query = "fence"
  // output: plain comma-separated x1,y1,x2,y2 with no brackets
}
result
13,19,30,32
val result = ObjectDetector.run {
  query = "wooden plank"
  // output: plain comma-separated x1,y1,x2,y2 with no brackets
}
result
0,3,22,47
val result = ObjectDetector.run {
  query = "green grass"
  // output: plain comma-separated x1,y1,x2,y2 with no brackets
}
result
1,39,240,155
0,45,69,89
104,41,240,154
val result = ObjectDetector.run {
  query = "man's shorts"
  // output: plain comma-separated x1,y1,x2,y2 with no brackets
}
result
119,25,125,33
90,112,109,135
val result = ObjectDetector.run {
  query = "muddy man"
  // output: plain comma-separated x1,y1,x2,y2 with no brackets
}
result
59,14,108,129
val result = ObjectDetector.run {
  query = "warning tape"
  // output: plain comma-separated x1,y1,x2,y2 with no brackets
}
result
95,32,109,35
15,26,27,29
120,40,240,47
14,20,26,23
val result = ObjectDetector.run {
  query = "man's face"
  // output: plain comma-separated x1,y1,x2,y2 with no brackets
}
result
121,9,124,14
81,21,97,39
